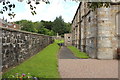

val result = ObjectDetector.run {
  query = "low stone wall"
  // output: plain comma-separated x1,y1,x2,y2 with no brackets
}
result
0,27,53,72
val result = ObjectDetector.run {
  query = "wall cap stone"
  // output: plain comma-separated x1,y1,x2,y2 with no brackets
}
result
0,26,51,37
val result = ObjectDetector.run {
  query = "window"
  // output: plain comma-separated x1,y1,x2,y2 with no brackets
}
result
68,37,70,39
68,37,71,42
14,25,16,28
88,17,91,22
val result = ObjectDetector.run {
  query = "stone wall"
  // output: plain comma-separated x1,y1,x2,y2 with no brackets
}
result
0,27,53,72
71,3,81,49
97,8,114,59
0,28,2,79
86,11,97,59
64,33,72,46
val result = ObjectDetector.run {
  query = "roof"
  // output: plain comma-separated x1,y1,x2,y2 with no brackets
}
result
71,2,120,24
72,2,82,24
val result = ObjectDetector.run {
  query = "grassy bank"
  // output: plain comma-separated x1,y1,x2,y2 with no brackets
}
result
54,39,64,44
67,46,89,59
3,42,60,78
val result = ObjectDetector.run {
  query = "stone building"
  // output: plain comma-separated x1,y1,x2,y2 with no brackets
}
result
0,18,21,30
71,2,120,59
64,33,72,46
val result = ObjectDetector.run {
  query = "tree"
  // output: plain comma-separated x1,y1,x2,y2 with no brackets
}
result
37,25,55,36
33,21,44,32
64,22,71,33
52,16,66,35
18,20,37,32
15,20,56,36
41,20,53,30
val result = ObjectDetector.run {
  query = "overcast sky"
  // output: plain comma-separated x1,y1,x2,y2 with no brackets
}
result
0,0,79,23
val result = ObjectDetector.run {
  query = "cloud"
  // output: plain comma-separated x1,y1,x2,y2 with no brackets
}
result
0,0,79,23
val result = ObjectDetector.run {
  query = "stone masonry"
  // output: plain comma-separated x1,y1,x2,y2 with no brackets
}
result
64,33,72,46
0,27,53,72
71,2,120,59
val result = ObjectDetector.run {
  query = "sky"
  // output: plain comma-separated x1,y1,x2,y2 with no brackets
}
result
0,0,79,23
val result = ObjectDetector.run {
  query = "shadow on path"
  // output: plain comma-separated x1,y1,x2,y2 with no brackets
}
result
59,46,77,59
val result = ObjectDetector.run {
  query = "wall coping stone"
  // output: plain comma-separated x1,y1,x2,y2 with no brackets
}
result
0,26,51,37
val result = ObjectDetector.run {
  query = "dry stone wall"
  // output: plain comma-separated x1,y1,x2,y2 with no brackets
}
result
0,27,53,72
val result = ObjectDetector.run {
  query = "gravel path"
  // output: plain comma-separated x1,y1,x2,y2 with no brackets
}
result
58,46,77,59
58,59,118,78
58,46,118,78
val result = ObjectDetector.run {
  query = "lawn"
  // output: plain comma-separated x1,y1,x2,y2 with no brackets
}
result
54,39,64,44
3,42,60,78
67,46,89,59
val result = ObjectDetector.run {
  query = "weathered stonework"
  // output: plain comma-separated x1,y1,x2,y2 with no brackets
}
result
1,27,53,72
0,28,2,79
71,4,81,49
71,2,120,59
64,33,72,46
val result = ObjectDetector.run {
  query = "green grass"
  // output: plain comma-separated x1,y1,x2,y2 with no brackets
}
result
3,42,60,78
54,39,64,44
67,46,89,59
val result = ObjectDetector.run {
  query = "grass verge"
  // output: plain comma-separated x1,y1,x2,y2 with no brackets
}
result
54,39,64,44
67,46,89,59
3,42,60,78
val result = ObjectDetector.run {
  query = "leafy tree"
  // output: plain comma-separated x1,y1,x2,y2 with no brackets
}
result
48,30,56,36
64,22,71,33
19,20,37,32
15,20,56,36
41,20,53,30
37,25,55,36
33,21,44,32
15,15,71,36
52,16,66,35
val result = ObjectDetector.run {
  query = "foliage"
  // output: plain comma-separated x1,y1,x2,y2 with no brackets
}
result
41,20,53,30
67,46,89,59
19,20,36,32
52,16,71,36
3,43,60,78
64,22,71,33
5,73,39,80
0,0,50,19
0,0,112,20
54,39,64,44
15,16,71,36
88,2,110,10
0,1,16,19
37,26,55,36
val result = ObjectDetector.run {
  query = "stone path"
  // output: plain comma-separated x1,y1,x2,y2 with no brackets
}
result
58,46,119,78
59,46,77,59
